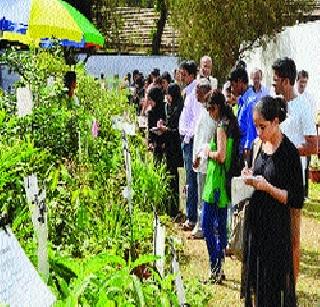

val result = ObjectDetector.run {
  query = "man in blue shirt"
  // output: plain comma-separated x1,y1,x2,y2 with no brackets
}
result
230,67,257,166
250,68,270,103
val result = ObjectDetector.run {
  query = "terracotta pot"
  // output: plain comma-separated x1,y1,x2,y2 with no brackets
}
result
309,168,320,182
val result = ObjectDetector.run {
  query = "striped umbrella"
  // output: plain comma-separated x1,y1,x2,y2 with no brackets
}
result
0,0,104,48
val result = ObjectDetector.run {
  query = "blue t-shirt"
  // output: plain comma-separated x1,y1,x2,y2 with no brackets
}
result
237,87,257,154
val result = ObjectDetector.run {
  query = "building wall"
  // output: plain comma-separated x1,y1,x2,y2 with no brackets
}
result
244,20,320,112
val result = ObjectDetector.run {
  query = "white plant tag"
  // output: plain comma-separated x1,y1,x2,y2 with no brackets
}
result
23,174,39,203
0,228,55,307
16,87,33,117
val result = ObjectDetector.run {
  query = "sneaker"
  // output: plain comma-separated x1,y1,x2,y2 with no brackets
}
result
220,269,226,281
181,220,195,231
225,245,233,257
207,271,222,285
191,225,204,238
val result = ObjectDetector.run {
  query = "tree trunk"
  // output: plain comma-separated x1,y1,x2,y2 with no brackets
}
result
152,0,168,55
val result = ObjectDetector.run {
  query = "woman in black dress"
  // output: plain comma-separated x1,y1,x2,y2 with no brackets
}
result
159,83,184,217
242,96,304,306
147,87,166,161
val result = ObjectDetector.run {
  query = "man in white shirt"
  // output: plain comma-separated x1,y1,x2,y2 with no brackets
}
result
192,78,217,238
296,70,319,125
179,61,202,230
272,57,316,284
296,70,319,198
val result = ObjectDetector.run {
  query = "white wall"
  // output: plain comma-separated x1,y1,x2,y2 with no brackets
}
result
84,55,179,79
244,20,320,111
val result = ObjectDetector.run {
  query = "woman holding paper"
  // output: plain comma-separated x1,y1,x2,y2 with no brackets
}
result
201,92,240,283
158,83,184,217
241,96,303,306
147,87,166,161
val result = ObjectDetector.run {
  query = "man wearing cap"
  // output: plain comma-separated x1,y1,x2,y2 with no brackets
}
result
191,77,217,238
179,60,201,230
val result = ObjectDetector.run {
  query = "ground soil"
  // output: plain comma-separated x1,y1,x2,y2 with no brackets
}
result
176,215,320,306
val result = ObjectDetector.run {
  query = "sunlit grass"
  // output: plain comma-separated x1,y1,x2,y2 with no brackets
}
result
304,181,320,222
177,182,320,306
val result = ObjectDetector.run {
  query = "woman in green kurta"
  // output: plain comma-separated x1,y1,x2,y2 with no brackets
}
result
201,92,240,283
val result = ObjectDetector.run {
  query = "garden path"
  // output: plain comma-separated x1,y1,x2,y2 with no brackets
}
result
176,214,320,306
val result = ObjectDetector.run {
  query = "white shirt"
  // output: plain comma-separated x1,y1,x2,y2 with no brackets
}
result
281,95,316,184
197,75,218,90
299,91,319,125
192,106,216,173
280,95,316,146
179,80,201,143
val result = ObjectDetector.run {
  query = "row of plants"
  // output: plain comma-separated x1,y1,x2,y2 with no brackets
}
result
0,48,211,306
0,49,209,306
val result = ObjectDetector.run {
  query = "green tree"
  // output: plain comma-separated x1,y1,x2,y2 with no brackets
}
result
170,0,316,80
151,0,169,55
92,0,169,54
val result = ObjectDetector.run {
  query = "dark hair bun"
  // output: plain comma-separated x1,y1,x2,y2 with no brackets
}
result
255,96,287,123
275,97,287,122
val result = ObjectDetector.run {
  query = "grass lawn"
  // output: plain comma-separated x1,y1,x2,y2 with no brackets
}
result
175,181,320,306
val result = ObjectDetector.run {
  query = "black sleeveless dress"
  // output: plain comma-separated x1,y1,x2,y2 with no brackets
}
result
241,135,304,307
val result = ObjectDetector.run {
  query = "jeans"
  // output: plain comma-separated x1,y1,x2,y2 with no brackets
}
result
202,200,227,274
182,139,198,223
196,172,206,231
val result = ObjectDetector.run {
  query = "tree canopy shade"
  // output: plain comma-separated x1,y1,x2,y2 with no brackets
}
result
169,0,316,81
91,0,169,54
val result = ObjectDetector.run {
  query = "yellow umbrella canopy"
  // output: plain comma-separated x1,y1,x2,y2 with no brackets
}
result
0,0,104,47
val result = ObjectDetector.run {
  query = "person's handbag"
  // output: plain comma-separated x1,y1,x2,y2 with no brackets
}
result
228,198,249,261
228,139,262,261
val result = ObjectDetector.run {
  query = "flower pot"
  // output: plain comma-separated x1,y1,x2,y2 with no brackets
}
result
301,135,320,156
309,168,320,182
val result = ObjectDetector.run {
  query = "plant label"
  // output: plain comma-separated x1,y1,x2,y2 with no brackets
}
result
23,174,39,203
153,216,166,278
111,116,136,135
16,87,33,117
47,76,55,86
170,238,186,306
0,228,55,307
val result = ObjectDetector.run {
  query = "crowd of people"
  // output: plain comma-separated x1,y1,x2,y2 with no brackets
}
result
125,55,319,306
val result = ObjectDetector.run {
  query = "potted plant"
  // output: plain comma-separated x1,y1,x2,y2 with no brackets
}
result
309,155,320,182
